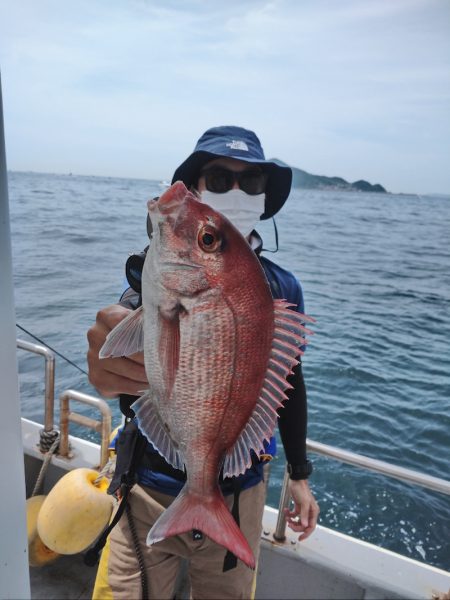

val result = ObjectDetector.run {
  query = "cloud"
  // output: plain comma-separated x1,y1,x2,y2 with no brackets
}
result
1,0,449,193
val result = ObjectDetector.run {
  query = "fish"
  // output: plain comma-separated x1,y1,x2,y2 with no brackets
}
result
100,181,313,568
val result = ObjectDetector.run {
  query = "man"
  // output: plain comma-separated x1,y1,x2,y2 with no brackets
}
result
87,126,319,599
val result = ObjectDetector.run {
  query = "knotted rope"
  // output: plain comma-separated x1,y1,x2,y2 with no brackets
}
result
32,430,61,497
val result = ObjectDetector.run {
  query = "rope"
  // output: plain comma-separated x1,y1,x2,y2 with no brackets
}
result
93,456,117,485
39,428,60,452
32,431,61,497
261,217,279,253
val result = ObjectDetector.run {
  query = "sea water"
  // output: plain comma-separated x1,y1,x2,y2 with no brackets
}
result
9,171,450,570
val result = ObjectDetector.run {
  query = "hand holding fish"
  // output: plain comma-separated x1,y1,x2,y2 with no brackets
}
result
87,304,148,397
284,479,320,541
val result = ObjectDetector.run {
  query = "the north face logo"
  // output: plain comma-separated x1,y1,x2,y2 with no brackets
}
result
225,140,249,151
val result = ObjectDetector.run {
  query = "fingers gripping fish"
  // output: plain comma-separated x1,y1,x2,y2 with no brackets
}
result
100,181,314,569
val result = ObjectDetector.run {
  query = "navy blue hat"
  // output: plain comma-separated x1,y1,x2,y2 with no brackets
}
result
171,126,292,220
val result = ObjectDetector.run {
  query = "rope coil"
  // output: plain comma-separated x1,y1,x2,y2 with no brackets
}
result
32,431,61,497
39,428,60,453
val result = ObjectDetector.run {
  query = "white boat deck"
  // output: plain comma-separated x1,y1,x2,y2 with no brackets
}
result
22,419,450,600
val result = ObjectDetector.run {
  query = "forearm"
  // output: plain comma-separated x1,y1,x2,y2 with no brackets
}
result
278,361,319,539
277,362,308,466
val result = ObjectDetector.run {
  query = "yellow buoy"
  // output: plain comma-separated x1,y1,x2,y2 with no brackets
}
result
26,495,60,567
37,468,114,554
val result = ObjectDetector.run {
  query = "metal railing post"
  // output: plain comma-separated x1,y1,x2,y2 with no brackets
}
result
16,339,55,431
59,389,112,468
273,470,291,541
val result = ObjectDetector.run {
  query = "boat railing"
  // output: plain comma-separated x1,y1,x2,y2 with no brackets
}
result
17,339,111,467
17,339,55,432
59,389,111,468
17,337,450,541
273,439,450,541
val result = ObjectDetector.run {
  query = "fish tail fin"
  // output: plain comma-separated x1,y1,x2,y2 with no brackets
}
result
147,486,255,569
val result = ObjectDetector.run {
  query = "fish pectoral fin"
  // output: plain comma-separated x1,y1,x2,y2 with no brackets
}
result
223,299,314,479
132,391,184,472
99,306,144,358
158,311,180,398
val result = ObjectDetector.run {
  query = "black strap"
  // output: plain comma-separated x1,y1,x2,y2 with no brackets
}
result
119,393,138,420
107,419,148,495
84,483,130,566
222,478,243,572
260,218,279,253
125,501,149,597
83,420,147,566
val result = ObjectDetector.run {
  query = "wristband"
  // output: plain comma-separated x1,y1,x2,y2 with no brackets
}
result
287,460,313,480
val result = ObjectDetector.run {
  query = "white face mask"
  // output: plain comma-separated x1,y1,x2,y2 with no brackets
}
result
200,189,265,238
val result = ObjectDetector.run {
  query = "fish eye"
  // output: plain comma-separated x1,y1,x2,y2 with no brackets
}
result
202,232,215,245
198,225,222,253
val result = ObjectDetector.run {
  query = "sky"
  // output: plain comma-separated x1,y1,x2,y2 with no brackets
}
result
0,0,449,194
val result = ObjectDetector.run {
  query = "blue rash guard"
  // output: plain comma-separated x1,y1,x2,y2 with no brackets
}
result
117,250,308,497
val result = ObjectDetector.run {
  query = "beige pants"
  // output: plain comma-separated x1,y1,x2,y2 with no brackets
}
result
93,479,267,600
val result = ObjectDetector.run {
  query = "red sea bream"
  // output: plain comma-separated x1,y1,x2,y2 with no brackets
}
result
100,181,313,568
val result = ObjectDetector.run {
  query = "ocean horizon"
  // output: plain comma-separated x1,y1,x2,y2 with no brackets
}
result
8,167,450,198
9,170,450,571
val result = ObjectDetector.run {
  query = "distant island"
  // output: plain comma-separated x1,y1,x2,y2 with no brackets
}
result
271,159,387,193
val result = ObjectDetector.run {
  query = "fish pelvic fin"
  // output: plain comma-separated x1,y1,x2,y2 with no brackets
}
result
223,299,315,478
99,306,144,358
147,486,255,570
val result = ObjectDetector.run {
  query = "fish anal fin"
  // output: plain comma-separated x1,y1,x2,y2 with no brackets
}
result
99,306,144,358
223,299,314,478
132,391,184,471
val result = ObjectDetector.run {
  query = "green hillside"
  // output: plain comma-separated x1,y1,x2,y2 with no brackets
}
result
271,159,387,193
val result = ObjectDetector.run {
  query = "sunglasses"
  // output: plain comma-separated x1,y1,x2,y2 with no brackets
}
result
200,166,268,195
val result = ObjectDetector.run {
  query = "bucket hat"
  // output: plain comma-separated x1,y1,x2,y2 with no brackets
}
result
171,126,292,220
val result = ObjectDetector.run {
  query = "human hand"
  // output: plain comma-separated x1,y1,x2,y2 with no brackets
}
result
284,479,320,542
87,304,148,398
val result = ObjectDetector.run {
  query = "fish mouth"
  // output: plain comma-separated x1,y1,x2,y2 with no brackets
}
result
149,181,191,215
159,261,202,272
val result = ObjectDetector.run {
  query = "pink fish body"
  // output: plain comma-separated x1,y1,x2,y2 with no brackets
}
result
100,182,313,568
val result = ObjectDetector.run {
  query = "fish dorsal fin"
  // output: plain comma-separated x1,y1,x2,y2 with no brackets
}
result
99,306,144,358
132,391,185,472
222,300,313,478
